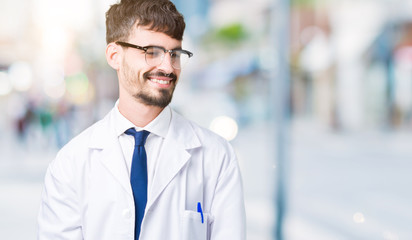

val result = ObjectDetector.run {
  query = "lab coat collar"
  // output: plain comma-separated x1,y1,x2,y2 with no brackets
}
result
89,105,199,149
166,108,201,149
88,105,202,203
88,108,117,150
113,100,171,139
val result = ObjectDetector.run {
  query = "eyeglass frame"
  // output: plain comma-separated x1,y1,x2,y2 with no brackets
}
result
115,41,193,69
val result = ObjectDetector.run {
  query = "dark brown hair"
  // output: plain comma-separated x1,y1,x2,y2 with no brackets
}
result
105,0,186,44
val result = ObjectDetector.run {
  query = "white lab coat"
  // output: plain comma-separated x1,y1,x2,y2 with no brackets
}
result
38,107,246,240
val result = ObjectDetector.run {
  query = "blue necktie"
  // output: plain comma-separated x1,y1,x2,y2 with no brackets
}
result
125,128,150,240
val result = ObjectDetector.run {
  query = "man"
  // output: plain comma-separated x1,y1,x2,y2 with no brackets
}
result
37,0,246,239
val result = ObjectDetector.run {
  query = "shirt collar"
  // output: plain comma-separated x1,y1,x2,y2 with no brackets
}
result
113,100,171,138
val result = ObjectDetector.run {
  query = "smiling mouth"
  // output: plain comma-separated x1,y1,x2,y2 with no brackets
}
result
144,71,177,87
149,78,171,85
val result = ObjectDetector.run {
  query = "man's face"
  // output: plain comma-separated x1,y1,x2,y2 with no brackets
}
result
118,26,182,108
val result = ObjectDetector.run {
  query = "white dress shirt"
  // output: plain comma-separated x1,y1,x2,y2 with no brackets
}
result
113,101,171,202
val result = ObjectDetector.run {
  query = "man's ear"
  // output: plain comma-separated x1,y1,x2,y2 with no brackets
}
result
106,43,121,70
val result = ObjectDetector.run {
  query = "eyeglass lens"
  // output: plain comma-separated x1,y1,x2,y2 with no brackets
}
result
145,47,189,69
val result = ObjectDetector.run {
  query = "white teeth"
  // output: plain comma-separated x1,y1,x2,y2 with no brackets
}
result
150,78,170,85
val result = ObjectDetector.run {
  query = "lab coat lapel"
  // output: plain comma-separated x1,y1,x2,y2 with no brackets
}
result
146,110,201,210
88,110,133,198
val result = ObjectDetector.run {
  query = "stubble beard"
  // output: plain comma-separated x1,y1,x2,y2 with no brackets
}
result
123,62,177,108
134,82,175,108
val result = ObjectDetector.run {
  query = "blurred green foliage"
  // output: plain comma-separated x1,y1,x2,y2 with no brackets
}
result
215,23,248,42
202,22,249,50
291,0,319,6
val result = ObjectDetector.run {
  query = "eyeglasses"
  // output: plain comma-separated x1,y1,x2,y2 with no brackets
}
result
116,41,193,70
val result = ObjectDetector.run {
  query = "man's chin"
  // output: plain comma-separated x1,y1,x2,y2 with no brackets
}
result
134,90,173,108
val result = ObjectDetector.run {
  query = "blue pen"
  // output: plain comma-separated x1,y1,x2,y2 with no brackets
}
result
197,202,204,224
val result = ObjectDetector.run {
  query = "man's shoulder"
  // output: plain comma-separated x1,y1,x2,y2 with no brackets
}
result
171,110,232,150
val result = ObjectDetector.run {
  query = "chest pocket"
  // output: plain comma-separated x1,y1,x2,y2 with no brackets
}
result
181,210,213,240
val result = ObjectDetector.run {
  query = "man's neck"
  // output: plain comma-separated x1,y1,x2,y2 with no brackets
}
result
118,96,164,128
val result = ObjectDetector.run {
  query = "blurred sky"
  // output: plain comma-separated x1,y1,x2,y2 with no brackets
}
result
1,0,412,239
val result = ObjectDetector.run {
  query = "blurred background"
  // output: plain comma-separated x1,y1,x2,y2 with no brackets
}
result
1,0,412,239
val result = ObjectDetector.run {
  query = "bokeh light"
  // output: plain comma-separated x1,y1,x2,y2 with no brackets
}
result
353,212,366,224
209,116,239,141
42,69,66,100
9,62,33,92
65,72,94,105
0,71,12,96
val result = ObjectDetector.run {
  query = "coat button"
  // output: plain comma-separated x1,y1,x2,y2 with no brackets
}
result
122,209,132,219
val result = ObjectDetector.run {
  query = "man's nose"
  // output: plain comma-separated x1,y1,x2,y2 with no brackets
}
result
157,52,174,73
